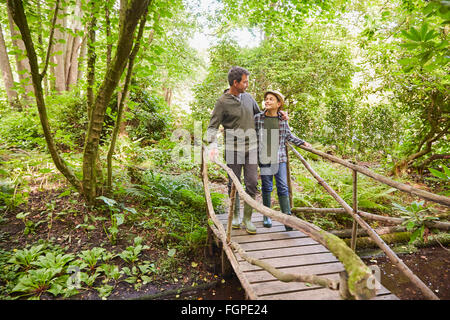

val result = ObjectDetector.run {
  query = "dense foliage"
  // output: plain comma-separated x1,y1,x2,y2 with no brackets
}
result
0,0,448,300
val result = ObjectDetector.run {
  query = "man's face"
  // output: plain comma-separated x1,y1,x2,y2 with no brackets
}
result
234,74,249,93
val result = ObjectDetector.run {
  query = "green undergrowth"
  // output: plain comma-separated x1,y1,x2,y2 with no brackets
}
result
286,149,445,232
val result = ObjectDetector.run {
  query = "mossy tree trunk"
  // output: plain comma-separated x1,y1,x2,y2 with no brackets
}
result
7,0,82,191
82,0,151,204
7,0,152,205
106,10,148,190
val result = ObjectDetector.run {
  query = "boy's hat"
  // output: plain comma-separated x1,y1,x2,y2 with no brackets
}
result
264,90,285,107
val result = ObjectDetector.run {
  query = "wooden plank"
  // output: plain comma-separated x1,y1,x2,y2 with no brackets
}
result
252,273,342,296
260,287,342,300
371,294,400,300
239,238,319,251
230,224,287,236
245,262,345,283
235,244,329,261
259,286,396,300
239,252,339,272
232,230,308,244
251,271,393,299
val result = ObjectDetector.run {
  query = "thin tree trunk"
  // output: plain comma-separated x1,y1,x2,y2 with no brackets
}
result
82,0,151,204
0,23,19,108
7,5,33,102
107,11,148,189
64,0,83,90
66,0,83,90
105,0,112,70
52,1,66,93
7,0,82,192
77,34,87,84
86,0,97,119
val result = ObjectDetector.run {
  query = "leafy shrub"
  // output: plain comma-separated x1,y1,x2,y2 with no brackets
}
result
0,110,45,149
126,89,172,143
124,171,224,251
47,91,88,150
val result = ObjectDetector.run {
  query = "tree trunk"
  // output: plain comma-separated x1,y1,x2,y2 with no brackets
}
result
105,0,112,70
65,0,83,90
52,2,66,93
6,0,82,192
393,122,449,176
77,34,87,85
86,0,97,119
7,5,33,102
82,0,151,204
107,11,148,189
0,23,19,109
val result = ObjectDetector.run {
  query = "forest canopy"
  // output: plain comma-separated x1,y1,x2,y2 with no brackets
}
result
0,0,448,201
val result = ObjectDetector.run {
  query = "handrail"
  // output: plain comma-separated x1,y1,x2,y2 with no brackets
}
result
202,146,377,300
287,143,441,300
295,145,450,207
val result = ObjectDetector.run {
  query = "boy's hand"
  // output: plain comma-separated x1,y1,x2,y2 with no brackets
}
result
280,110,289,121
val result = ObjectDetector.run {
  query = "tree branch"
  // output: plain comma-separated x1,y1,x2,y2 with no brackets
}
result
40,0,60,79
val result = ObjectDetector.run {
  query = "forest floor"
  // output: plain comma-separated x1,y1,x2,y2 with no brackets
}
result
1,149,448,300
0,185,221,300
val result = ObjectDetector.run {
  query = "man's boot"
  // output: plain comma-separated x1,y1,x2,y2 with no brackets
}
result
232,193,241,229
262,192,272,228
279,195,293,231
242,202,256,234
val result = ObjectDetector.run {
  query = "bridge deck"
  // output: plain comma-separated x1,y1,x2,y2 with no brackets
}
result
217,212,399,300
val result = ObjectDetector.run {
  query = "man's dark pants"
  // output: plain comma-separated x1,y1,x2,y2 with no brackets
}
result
226,149,258,199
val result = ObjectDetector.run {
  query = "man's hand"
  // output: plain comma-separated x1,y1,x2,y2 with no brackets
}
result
208,146,218,161
302,142,312,148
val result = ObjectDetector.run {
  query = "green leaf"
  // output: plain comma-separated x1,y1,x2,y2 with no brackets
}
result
167,248,176,257
113,213,125,226
96,284,114,298
399,42,420,50
443,166,450,177
409,27,422,41
401,28,420,42
419,24,429,41
429,168,449,180
96,196,117,207
423,29,438,41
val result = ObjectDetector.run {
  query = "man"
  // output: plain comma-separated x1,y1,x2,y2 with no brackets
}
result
207,66,260,234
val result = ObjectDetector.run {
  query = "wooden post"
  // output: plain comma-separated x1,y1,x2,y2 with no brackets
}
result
339,271,352,300
226,184,236,243
350,169,358,251
285,143,293,208
287,143,439,300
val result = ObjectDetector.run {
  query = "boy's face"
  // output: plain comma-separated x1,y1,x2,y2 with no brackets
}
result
264,93,281,111
233,74,249,93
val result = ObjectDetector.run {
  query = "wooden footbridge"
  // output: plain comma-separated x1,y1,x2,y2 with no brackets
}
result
201,144,450,300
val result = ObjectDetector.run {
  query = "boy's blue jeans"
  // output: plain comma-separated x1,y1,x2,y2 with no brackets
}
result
259,162,289,197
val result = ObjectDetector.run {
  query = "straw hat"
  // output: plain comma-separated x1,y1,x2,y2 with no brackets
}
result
264,90,285,108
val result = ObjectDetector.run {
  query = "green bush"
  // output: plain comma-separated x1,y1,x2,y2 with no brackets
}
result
0,110,45,150
47,91,88,150
126,90,172,143
123,171,224,252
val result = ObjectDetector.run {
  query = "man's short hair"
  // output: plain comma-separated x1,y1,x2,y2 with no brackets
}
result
228,66,250,86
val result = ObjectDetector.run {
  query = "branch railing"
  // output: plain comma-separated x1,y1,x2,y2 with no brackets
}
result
202,142,448,300
286,143,447,300
201,146,377,300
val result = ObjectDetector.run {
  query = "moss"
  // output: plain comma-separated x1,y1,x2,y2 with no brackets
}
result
343,232,411,249
322,231,376,299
